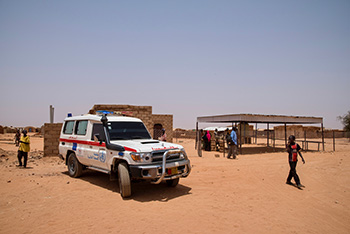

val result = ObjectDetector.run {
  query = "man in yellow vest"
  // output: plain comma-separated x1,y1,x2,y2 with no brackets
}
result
17,130,30,168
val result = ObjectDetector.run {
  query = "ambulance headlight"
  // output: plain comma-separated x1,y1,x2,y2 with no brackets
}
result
180,148,187,159
130,152,152,163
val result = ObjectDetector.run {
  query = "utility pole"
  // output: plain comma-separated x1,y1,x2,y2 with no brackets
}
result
50,105,54,123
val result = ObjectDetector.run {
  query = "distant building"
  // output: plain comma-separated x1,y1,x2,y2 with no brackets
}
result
24,126,38,133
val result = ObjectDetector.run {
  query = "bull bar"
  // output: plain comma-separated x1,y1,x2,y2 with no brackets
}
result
151,149,191,184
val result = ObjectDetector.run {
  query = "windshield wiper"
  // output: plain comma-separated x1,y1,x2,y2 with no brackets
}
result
131,136,149,139
111,137,128,140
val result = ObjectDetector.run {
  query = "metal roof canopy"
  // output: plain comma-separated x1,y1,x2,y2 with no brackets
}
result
195,113,325,156
197,113,323,124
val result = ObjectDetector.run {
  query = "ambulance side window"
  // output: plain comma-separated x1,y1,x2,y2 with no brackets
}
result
63,121,75,135
75,120,88,135
91,123,105,141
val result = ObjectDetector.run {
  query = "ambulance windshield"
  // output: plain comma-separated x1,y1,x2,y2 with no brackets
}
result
107,122,152,140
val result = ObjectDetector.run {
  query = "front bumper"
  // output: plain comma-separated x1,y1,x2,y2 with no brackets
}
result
129,150,191,183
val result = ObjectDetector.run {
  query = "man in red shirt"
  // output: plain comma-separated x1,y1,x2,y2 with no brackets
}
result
286,135,305,188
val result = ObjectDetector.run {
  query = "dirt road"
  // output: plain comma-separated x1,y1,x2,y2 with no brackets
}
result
0,135,349,234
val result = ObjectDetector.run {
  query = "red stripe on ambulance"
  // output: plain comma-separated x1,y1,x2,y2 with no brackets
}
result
59,138,137,152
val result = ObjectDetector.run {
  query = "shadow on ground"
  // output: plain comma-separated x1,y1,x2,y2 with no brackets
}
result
62,170,192,202
240,146,286,154
205,146,286,156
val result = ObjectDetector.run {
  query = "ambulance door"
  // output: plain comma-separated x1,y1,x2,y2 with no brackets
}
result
73,120,90,165
88,123,108,170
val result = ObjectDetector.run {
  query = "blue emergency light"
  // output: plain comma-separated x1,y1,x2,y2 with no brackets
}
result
67,113,72,117
96,110,113,115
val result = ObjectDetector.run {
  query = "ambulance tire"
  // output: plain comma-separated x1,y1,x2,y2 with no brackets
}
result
166,178,179,187
118,163,131,198
67,153,83,178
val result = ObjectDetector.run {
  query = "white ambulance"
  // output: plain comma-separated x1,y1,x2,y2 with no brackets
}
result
58,113,191,198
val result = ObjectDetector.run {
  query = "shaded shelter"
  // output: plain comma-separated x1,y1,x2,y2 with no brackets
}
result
196,114,324,157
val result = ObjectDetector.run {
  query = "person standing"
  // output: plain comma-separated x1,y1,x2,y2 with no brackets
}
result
160,128,167,142
14,130,21,146
214,129,220,151
286,135,305,188
17,130,30,168
226,128,237,159
200,129,205,150
206,130,211,151
202,130,209,151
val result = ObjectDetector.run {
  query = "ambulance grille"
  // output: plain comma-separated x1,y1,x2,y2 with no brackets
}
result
151,151,181,162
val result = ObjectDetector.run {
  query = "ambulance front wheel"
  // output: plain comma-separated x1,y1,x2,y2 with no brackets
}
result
118,163,131,198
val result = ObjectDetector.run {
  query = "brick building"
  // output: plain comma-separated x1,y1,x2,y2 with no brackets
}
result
88,104,173,142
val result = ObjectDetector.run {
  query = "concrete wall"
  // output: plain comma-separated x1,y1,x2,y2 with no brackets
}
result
43,123,63,156
174,129,197,139
152,114,173,142
274,125,346,139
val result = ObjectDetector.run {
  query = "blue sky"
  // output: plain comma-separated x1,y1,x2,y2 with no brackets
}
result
0,0,349,129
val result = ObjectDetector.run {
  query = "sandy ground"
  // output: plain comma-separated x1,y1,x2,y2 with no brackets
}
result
0,133,349,234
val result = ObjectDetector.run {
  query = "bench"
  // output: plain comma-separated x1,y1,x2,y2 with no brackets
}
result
301,140,323,151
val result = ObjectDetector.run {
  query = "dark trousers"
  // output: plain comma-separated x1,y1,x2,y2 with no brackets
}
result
215,140,220,151
287,161,300,185
204,140,211,151
17,151,28,167
227,144,237,159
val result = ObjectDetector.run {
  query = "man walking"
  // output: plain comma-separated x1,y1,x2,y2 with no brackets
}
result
17,130,30,168
286,135,305,188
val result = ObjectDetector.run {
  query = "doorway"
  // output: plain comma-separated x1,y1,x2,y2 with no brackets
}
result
153,124,163,140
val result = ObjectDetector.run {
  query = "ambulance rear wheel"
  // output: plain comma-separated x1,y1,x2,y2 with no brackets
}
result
118,163,131,198
166,178,179,187
67,153,83,178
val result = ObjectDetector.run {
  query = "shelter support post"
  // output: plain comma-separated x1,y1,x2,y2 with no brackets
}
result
195,122,198,150
321,122,325,151
267,123,269,147
255,123,258,144
243,122,246,145
284,123,287,146
239,122,242,154
333,130,335,151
